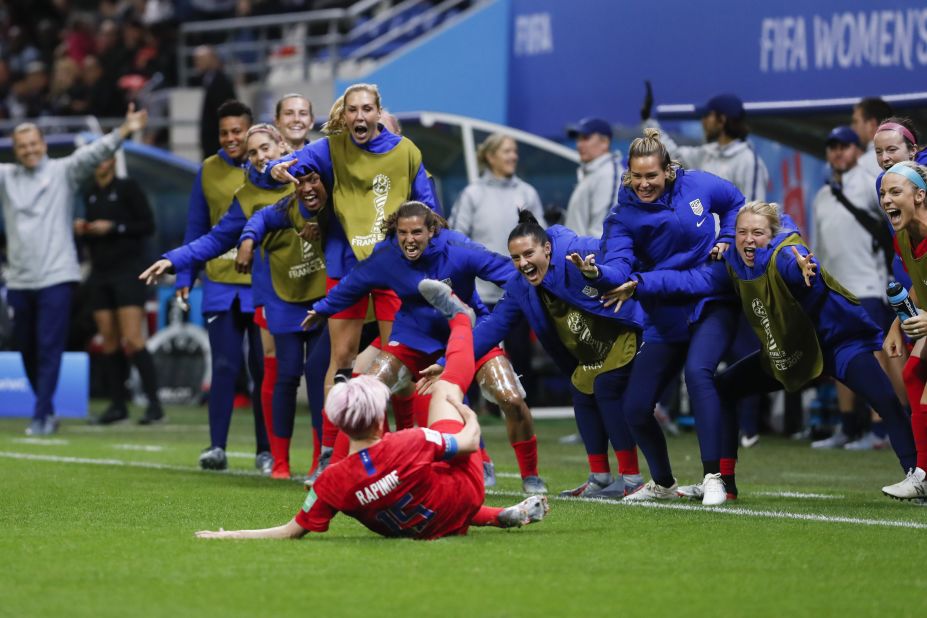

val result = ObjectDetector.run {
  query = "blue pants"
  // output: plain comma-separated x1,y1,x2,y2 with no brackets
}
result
624,302,738,475
569,366,635,456
272,325,327,441
717,350,917,471
205,300,267,452
8,283,73,421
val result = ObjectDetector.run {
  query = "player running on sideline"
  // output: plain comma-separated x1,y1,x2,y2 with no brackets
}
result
195,280,548,540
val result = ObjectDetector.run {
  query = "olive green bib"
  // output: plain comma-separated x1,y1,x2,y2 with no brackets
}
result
328,132,422,261
263,198,328,303
540,289,637,395
201,155,248,285
896,228,927,307
728,234,856,392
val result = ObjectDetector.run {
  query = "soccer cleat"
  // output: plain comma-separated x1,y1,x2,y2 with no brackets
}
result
583,476,629,500
844,431,890,451
558,473,612,498
811,430,849,449
92,404,129,425
255,451,274,476
740,433,760,448
882,467,927,500
558,432,583,445
26,417,57,436
654,404,680,436
198,446,228,471
700,473,727,506
521,475,548,495
497,495,550,528
623,479,679,501
623,474,645,495
304,446,333,488
417,279,476,326
138,403,165,425
483,461,497,488
676,480,738,502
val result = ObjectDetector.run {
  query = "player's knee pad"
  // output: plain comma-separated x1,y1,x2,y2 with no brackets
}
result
365,352,412,395
477,363,526,406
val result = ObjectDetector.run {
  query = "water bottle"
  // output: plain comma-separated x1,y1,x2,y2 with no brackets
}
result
887,281,919,323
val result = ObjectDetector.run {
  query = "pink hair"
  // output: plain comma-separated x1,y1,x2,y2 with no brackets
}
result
325,375,388,436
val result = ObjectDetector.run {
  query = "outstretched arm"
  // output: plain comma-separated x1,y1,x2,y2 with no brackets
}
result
196,518,308,540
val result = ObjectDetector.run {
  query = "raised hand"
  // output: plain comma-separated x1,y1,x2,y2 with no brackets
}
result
601,280,638,313
791,246,817,287
139,259,174,285
567,252,599,278
416,363,445,395
270,159,299,184
120,102,148,136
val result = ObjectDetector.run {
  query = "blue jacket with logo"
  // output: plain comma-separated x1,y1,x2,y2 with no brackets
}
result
469,225,644,378
593,168,744,342
312,228,515,355
633,218,881,381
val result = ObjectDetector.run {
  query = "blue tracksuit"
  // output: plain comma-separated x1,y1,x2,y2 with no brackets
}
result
636,225,917,471
313,229,514,355
259,127,437,279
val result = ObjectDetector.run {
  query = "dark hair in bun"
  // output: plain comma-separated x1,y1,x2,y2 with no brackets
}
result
507,210,549,246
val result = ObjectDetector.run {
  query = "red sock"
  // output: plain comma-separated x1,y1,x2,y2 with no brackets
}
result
470,505,504,527
512,435,539,478
413,393,431,428
901,357,927,469
587,453,610,474
309,427,321,474
441,314,475,391
322,409,338,448
615,448,639,475
392,393,416,430
720,457,737,476
260,356,276,439
331,430,350,464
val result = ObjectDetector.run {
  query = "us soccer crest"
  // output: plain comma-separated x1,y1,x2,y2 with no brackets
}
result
689,198,704,216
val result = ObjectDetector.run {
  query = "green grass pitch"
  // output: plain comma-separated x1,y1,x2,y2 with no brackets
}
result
2,402,926,618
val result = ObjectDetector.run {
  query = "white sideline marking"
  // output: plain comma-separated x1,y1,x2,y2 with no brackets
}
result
484,489,927,530
12,438,69,446
2,450,920,531
113,444,165,453
226,451,257,460
495,472,521,479
69,425,210,434
754,491,843,500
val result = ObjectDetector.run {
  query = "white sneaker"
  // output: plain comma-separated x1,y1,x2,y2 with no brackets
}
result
844,432,890,451
882,467,927,500
676,481,704,500
498,495,549,528
701,473,727,506
740,434,760,448
623,479,679,501
811,430,849,449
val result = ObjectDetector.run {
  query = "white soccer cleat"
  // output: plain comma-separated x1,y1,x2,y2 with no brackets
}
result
811,430,849,449
700,473,727,506
417,279,476,326
498,495,549,528
882,467,927,500
622,479,679,501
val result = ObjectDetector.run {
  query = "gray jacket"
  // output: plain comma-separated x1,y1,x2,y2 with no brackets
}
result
450,172,544,304
564,152,623,238
0,130,124,289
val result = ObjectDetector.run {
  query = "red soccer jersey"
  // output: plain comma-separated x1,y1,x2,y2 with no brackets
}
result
294,428,483,540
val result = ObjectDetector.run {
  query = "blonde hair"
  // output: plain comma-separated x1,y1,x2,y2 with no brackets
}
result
891,161,927,189
322,83,382,135
245,123,290,154
622,127,679,186
736,201,782,236
476,133,515,173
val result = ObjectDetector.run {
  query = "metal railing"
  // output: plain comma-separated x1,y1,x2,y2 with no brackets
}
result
177,0,481,86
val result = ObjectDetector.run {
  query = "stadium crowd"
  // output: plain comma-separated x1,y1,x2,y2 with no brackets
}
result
5,72,927,539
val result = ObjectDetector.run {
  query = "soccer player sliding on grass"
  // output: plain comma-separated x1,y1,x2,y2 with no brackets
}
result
196,280,549,540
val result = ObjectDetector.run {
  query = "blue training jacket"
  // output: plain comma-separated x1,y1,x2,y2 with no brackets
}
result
170,150,253,314
469,225,644,378
258,127,438,279
312,228,515,355
633,218,882,381
592,167,744,342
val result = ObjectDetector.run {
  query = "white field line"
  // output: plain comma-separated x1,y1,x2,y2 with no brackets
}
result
11,438,69,446
495,472,522,479
754,491,843,500
68,424,210,433
2,450,922,530
113,444,165,452
226,451,258,460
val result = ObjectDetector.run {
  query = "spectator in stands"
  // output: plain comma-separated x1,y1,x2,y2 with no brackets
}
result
0,104,148,436
643,90,768,201
48,57,81,116
564,117,622,237
450,132,544,403
852,97,894,178
0,59,11,121
194,45,237,158
70,55,123,118
7,61,51,120
76,156,163,425
5,25,41,79
811,126,893,450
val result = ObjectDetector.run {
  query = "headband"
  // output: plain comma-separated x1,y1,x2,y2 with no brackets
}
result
886,163,927,191
876,122,918,146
